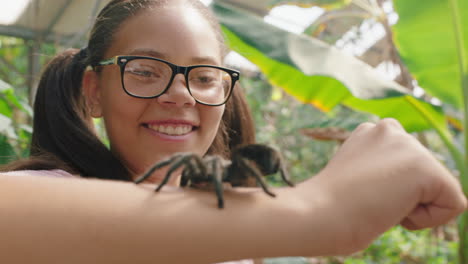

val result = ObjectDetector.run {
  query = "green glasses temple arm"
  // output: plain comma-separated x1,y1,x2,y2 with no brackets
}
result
97,57,118,66
88,56,118,71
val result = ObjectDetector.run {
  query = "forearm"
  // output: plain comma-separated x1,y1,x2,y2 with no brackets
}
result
0,173,338,263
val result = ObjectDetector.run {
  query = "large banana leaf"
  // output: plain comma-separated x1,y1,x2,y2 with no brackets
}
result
212,0,449,134
393,0,467,110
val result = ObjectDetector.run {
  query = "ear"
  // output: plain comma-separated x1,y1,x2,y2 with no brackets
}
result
82,70,103,118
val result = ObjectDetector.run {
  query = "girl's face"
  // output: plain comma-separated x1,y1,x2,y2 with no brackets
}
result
85,3,225,183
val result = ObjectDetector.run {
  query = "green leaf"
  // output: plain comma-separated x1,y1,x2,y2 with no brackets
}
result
393,0,468,109
0,79,32,117
0,96,13,118
0,79,14,117
212,1,449,134
343,95,450,135
215,2,407,102
0,135,17,165
0,113,16,140
0,78,10,92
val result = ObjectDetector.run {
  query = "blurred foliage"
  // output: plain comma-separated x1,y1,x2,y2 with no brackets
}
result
0,78,32,164
0,37,56,98
348,226,458,264
0,37,29,95
242,75,335,184
213,0,451,138
0,36,56,164
240,74,373,184
264,226,459,264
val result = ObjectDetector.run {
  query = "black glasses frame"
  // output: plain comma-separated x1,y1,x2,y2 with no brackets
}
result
94,55,240,106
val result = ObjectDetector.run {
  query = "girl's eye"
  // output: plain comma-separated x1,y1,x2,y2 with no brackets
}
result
130,70,157,77
197,75,216,83
125,67,161,79
190,69,221,85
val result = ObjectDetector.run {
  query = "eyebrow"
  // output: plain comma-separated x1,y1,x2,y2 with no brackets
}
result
126,48,220,66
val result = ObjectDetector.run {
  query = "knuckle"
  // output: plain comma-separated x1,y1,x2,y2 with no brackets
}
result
353,122,375,133
461,197,468,211
377,118,404,131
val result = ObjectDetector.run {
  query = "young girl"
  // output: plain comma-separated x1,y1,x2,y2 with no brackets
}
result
0,0,465,263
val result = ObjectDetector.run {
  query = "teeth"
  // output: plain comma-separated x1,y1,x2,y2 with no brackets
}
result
148,124,192,135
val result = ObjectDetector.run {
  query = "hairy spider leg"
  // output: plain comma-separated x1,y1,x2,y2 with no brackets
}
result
133,155,185,184
279,159,295,187
238,158,276,197
156,154,198,192
180,155,207,187
206,156,225,209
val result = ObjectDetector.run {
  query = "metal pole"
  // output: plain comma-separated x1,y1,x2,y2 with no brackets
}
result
27,40,41,106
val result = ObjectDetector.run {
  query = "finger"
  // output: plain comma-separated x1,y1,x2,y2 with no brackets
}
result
400,204,463,230
402,168,467,230
350,122,376,136
376,118,405,131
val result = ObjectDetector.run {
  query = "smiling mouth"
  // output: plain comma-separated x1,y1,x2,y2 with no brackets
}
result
145,124,195,136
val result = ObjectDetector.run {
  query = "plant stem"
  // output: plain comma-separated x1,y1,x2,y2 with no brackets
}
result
459,213,468,264
448,0,467,263
352,0,378,15
405,96,465,177
449,0,468,196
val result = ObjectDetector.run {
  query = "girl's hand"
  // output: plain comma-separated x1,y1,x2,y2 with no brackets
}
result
303,118,467,254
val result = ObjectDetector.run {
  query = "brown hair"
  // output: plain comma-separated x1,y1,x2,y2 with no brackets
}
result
2,0,255,180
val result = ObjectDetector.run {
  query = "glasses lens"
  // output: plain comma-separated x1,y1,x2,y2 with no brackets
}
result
188,67,232,105
123,58,172,97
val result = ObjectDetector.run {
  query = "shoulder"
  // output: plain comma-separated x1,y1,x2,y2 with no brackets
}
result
0,169,77,178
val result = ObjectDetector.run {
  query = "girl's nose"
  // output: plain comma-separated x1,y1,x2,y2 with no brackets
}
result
156,74,196,107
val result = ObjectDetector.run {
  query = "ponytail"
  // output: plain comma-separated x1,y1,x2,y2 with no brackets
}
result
19,49,130,180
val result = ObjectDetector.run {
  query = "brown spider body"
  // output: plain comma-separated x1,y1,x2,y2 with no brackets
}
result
134,144,295,208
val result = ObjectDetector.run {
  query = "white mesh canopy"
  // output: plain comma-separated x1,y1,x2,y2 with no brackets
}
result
0,0,270,45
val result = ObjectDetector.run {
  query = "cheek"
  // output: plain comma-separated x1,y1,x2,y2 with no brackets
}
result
99,70,145,123
207,105,224,129
101,92,139,129
101,97,147,173
201,105,225,144
98,78,147,152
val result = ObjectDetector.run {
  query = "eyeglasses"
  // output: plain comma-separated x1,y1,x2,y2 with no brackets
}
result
93,56,240,106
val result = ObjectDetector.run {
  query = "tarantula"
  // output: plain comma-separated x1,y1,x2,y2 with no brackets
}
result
134,144,295,208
